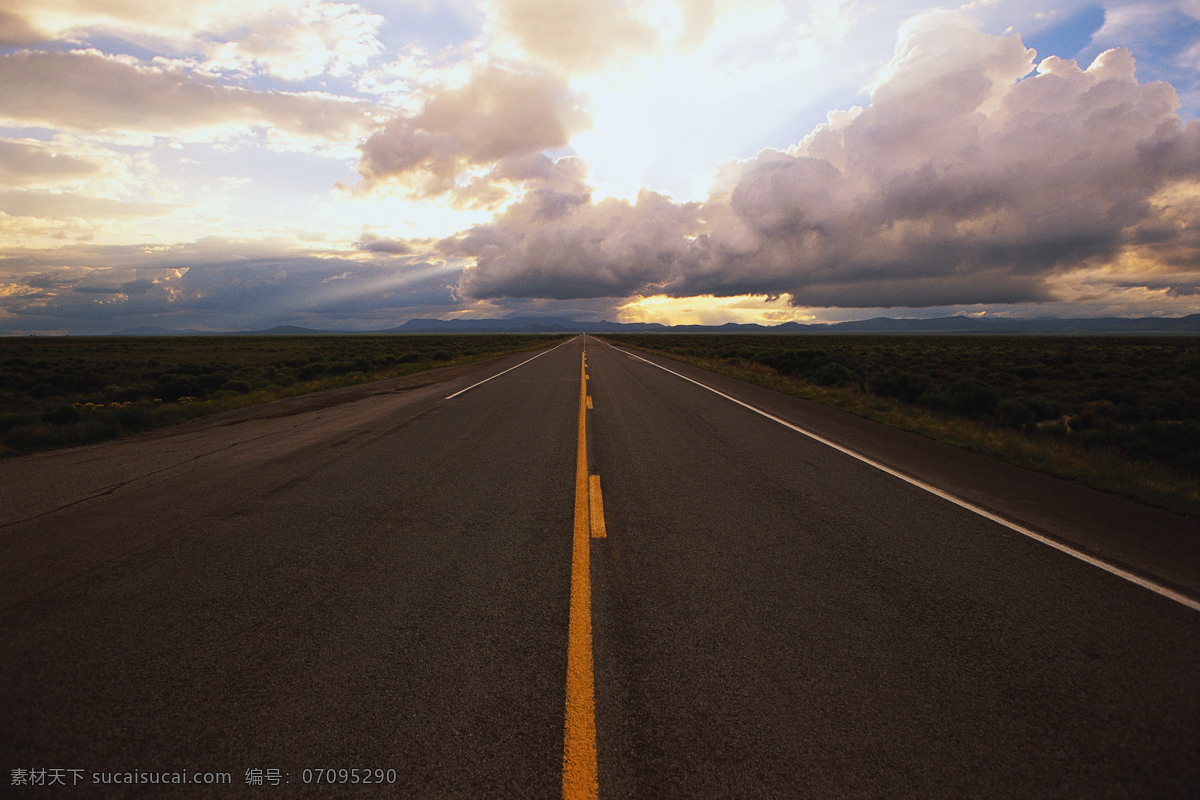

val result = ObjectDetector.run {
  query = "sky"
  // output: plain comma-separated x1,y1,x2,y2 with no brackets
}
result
1,0,1199,333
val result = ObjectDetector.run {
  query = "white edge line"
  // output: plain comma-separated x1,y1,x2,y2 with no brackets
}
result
444,335,580,399
604,341,1200,613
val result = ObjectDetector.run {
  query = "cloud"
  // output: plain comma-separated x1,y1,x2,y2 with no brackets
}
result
447,12,1200,309
0,191,182,222
484,0,751,74
1081,1,1200,117
0,50,377,143
0,237,463,332
0,138,185,243
485,0,661,72
197,2,386,81
0,7,42,46
355,231,413,254
695,14,1200,307
0,139,110,187
356,61,590,198
0,0,385,81
447,182,706,299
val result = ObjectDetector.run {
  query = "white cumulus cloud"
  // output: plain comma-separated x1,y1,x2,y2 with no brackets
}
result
355,60,591,199
445,12,1200,310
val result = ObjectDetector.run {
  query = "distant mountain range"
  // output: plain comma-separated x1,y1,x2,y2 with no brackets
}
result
99,313,1200,336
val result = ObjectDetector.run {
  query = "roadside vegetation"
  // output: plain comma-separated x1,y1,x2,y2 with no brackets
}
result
0,334,566,456
607,334,1200,518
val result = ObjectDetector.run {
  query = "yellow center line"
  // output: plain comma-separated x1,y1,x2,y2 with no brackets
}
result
563,348,598,799
588,475,607,539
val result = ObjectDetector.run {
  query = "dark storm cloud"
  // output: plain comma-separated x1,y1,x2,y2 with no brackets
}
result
0,238,462,332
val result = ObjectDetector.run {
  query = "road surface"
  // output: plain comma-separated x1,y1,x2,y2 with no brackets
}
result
2,335,1197,797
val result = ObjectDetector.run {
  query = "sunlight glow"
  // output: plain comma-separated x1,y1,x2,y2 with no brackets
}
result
616,293,818,326
568,1,858,202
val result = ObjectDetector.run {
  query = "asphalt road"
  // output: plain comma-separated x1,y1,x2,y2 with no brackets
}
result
2,335,1197,797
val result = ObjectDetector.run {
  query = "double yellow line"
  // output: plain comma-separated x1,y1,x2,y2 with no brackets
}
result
564,348,605,799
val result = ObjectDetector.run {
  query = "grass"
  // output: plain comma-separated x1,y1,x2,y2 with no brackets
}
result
607,335,1200,519
0,334,568,457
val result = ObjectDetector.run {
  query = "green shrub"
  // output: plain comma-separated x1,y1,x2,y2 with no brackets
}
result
297,363,326,380
1025,395,1063,421
812,362,857,387
947,378,1000,417
1074,400,1118,431
41,404,85,425
870,371,930,403
997,398,1035,428
154,373,202,402
0,411,39,433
